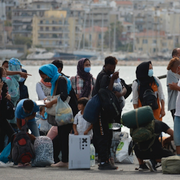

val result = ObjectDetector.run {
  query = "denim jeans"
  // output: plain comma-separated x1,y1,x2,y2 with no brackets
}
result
174,116,180,146
27,120,40,137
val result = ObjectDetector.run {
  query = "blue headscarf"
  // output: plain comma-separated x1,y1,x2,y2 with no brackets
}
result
39,64,71,96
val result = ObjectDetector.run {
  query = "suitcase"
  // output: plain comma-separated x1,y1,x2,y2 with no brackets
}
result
121,106,154,128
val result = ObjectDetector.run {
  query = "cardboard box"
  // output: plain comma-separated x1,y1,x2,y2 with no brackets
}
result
68,134,90,169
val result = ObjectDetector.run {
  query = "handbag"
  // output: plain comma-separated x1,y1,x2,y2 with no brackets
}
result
55,96,73,126
45,79,59,116
7,100,15,120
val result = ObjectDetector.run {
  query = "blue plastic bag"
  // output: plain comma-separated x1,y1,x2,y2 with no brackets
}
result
83,94,101,124
0,142,11,163
55,97,74,126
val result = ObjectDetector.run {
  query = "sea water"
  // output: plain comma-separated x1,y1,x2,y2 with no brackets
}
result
25,65,173,134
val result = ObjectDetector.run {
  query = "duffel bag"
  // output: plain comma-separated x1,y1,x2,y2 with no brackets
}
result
121,106,154,128
162,156,180,174
83,94,101,124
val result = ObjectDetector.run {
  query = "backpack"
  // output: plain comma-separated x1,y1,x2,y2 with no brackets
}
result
136,79,158,110
9,125,35,164
98,88,121,122
130,120,158,151
6,99,15,120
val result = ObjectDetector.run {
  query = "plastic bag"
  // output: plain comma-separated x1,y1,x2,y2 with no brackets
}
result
0,143,11,163
116,136,134,164
31,136,54,167
55,96,74,126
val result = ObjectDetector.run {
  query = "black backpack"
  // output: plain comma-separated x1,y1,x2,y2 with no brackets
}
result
98,88,121,122
6,100,15,120
141,89,158,110
9,125,35,164
136,79,158,110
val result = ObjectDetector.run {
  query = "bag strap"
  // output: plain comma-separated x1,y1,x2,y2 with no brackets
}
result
53,77,60,96
75,75,77,94
135,109,139,128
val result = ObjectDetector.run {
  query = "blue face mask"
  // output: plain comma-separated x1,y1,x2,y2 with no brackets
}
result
84,67,91,73
2,77,6,82
44,77,52,82
148,69,153,77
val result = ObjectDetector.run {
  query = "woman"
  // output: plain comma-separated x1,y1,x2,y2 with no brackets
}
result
0,67,15,152
132,61,165,121
167,57,180,119
70,58,95,99
39,64,72,167
36,76,51,100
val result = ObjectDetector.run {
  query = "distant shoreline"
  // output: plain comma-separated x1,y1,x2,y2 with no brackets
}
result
0,59,169,66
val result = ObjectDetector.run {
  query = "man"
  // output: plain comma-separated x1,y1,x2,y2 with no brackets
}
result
167,48,180,119
16,99,40,137
52,60,69,78
92,56,126,170
2,60,9,69
134,120,174,172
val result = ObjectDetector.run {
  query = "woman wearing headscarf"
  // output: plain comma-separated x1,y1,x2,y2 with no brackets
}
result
36,75,51,100
132,61,165,121
70,58,95,99
39,64,72,167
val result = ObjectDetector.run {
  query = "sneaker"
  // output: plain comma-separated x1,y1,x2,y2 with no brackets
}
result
146,159,157,172
138,163,149,171
155,162,161,169
98,162,118,170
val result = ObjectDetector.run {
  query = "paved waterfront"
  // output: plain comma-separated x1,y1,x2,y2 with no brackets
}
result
1,158,180,180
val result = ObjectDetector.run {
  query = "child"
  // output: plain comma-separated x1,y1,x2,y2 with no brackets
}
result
73,98,93,138
36,106,52,136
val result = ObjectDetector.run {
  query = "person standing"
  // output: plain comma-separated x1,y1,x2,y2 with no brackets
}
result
70,58,95,99
167,49,180,119
132,61,165,121
92,56,126,170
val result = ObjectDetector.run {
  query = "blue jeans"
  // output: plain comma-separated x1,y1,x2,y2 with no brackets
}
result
27,120,40,137
174,116,180,146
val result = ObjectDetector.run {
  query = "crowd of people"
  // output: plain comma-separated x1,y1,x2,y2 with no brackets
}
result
0,51,180,171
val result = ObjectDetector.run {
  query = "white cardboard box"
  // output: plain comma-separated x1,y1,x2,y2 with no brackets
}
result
68,134,90,169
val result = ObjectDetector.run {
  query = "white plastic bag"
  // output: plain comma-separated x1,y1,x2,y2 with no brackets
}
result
115,136,134,164
55,96,73,126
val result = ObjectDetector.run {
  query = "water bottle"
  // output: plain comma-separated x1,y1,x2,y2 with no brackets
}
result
90,144,95,167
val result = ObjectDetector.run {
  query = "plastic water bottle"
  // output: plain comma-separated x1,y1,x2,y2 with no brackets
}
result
90,144,95,167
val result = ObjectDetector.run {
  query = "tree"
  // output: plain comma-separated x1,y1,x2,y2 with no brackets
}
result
104,21,123,51
14,36,32,48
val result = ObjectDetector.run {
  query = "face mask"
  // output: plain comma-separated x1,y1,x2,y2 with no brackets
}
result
44,77,52,82
2,77,6,82
148,69,153,77
84,67,91,73
40,115,46,120
44,112,48,119
19,77,25,82
106,70,113,76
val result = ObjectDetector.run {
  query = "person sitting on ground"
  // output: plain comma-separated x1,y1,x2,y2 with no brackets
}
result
73,97,93,139
70,58,95,99
134,120,174,172
36,106,52,136
16,99,40,137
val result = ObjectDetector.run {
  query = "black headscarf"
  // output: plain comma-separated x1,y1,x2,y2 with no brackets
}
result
136,61,155,103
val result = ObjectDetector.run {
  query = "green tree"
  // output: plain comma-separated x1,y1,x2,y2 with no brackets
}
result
14,36,32,48
104,21,123,51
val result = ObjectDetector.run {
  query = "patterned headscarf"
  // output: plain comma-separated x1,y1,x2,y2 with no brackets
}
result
77,58,92,98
